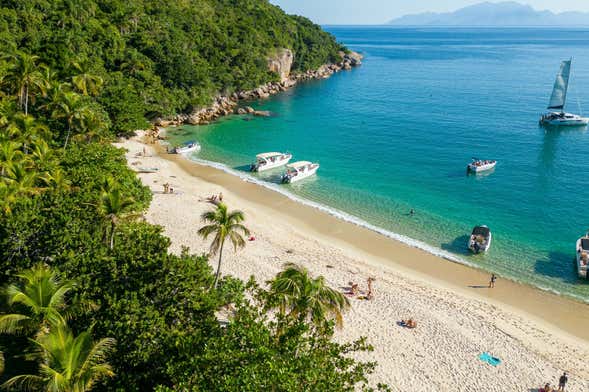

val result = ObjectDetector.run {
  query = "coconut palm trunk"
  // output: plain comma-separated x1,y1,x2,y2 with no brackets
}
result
63,122,71,150
109,219,116,250
213,238,225,289
198,203,249,290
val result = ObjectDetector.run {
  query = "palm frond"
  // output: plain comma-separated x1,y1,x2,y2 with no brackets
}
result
0,313,30,335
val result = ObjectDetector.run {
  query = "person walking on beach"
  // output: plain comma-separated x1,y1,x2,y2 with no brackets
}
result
557,372,568,391
367,277,375,300
488,273,497,288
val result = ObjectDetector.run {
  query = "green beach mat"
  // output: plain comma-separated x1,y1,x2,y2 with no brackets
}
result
479,352,501,367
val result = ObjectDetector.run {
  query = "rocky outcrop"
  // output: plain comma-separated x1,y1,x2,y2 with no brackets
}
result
267,48,294,82
156,50,363,126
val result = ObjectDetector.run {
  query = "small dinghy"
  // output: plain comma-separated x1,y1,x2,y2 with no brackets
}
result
467,158,496,173
468,225,492,253
172,141,200,154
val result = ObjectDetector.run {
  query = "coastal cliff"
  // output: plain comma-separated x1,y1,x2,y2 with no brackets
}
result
160,50,363,127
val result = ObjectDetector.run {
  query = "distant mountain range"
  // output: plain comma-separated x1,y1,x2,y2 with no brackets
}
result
388,2,589,26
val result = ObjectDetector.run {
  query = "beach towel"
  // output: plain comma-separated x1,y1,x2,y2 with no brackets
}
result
478,352,501,367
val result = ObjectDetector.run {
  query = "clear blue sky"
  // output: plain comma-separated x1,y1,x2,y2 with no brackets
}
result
269,0,589,25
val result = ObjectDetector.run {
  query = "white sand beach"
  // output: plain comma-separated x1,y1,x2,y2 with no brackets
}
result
116,133,589,392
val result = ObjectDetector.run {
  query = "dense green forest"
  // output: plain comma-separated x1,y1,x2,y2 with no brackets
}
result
0,0,344,134
0,0,387,391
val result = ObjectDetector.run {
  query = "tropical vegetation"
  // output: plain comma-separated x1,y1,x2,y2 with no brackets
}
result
0,0,387,390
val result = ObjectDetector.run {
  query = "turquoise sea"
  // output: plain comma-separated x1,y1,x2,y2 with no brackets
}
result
169,27,589,302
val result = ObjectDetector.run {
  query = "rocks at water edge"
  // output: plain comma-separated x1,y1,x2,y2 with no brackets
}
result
157,50,363,126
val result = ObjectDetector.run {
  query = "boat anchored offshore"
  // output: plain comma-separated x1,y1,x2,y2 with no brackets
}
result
468,225,492,254
540,59,589,127
467,158,496,173
250,152,292,172
575,232,589,279
281,161,319,183
172,141,200,154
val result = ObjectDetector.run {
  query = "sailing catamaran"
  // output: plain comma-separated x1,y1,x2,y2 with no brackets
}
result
540,59,589,127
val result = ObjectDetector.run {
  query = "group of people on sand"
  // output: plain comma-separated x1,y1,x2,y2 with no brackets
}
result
347,277,375,300
162,183,174,194
206,192,223,204
540,372,568,392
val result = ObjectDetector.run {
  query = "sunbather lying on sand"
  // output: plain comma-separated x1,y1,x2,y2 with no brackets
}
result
400,318,417,329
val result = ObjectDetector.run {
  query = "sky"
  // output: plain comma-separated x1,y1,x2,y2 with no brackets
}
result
269,0,589,25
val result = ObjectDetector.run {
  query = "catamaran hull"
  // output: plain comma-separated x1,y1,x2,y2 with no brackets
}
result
541,118,589,126
282,167,318,183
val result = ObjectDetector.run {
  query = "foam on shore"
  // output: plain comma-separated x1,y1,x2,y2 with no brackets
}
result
183,152,589,304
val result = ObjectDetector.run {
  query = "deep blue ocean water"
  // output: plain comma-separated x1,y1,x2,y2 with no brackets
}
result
169,27,589,301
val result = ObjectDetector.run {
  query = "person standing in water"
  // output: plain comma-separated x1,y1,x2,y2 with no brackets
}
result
488,274,497,288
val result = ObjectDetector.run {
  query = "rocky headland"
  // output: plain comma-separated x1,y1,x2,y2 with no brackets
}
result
155,50,363,127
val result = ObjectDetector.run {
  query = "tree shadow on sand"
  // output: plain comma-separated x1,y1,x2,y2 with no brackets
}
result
534,251,580,284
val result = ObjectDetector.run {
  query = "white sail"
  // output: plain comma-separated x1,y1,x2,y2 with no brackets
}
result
547,59,571,110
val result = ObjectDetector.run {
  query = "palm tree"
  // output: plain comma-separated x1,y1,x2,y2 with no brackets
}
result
0,141,23,176
2,161,40,196
97,184,138,249
7,113,50,154
70,62,103,97
0,350,4,375
2,325,115,392
198,203,250,289
4,51,47,115
0,264,73,336
50,91,89,149
267,263,350,329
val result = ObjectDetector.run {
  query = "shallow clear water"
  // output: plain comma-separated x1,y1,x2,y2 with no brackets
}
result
169,27,589,301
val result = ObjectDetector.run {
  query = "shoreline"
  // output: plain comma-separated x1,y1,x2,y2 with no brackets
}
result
179,152,589,305
161,145,589,341
119,134,589,390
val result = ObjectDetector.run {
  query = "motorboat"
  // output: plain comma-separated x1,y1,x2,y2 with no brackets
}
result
250,152,292,172
540,59,589,127
172,141,200,154
467,158,496,173
575,232,589,279
468,225,492,254
281,161,319,184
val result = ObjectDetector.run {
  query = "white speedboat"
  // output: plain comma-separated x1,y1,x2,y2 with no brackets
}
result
467,158,496,173
250,152,292,172
173,141,200,154
540,59,589,127
281,161,319,183
576,233,589,279
468,225,492,254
